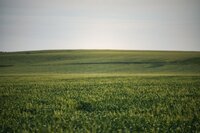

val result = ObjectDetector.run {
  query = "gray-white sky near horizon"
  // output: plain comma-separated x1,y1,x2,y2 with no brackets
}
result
0,0,200,51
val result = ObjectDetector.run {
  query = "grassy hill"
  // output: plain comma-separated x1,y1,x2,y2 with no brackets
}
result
0,50,200,132
0,50,200,74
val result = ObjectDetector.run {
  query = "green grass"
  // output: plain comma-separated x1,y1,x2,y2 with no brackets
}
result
0,50,200,132
0,50,200,74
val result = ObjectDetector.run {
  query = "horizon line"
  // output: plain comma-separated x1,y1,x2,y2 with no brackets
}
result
1,48,200,53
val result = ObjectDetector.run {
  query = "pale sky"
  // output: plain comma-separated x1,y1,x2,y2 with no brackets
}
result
0,0,200,51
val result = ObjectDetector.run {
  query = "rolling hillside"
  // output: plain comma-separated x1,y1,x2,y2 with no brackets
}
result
0,50,200,74
0,50,200,132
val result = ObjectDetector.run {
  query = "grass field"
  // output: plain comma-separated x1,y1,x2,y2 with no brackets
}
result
0,50,200,132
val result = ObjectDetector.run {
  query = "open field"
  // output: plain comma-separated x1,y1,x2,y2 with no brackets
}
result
0,50,200,132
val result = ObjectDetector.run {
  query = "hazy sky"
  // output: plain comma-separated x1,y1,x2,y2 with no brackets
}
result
0,0,200,51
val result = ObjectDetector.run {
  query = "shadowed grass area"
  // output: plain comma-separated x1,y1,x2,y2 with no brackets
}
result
0,65,14,67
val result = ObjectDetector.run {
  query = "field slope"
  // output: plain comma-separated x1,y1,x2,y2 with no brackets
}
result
0,50,200,132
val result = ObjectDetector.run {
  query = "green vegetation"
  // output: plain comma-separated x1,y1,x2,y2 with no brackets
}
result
0,50,200,132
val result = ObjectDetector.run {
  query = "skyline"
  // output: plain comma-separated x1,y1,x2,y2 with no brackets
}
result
0,0,200,51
